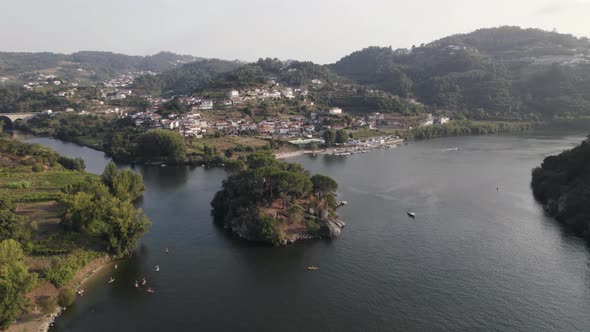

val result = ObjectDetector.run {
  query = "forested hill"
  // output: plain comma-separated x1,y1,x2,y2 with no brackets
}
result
329,26,590,120
133,58,350,96
531,136,590,237
0,51,202,82
132,58,244,95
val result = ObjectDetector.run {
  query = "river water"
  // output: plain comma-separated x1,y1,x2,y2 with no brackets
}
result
12,131,590,331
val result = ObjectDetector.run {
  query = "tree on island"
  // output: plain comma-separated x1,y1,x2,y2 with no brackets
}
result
311,174,338,197
211,152,341,245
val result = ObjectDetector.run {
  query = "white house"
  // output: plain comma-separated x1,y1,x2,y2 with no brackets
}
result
199,100,214,110
435,116,450,125
228,90,239,97
422,114,434,126
329,107,343,115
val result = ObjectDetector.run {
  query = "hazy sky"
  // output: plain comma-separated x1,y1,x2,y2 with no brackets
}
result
1,0,589,63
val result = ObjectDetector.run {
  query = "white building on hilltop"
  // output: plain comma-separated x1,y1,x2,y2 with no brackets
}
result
329,107,343,115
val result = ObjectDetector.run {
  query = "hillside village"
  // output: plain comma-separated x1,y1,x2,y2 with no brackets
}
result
18,67,448,146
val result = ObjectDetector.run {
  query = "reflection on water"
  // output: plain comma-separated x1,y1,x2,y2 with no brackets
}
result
14,130,590,332
137,165,191,191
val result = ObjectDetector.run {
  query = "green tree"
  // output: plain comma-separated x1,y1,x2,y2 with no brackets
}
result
287,204,304,224
99,162,144,202
0,240,38,330
101,161,118,187
335,129,348,144
135,129,187,164
323,129,336,147
0,210,31,243
311,174,338,196
309,142,319,152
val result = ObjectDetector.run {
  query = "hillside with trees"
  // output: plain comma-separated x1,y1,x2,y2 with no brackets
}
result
0,51,202,82
136,57,422,115
211,152,345,245
531,136,590,237
330,27,590,120
0,138,150,329
132,59,244,95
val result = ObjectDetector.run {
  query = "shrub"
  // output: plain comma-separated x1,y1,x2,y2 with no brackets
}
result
57,288,76,307
32,164,44,172
44,251,98,287
37,296,57,315
306,218,321,235
7,181,32,189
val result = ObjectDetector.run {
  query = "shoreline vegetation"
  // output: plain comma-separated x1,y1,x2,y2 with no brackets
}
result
531,136,590,237
211,152,345,245
13,116,550,166
0,137,149,332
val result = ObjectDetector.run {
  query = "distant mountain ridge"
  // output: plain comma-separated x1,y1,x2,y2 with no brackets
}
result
0,51,203,82
329,26,590,120
3,26,590,120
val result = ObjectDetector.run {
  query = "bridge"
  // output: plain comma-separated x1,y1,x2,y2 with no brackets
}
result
0,113,39,129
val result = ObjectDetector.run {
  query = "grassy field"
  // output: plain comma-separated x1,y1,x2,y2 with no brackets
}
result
0,164,91,202
186,135,271,154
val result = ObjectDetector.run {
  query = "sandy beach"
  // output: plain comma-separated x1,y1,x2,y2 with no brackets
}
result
274,150,310,159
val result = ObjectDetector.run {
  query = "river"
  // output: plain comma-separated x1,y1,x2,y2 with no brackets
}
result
12,131,590,331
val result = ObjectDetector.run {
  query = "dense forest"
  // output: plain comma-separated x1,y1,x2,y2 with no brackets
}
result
531,136,590,237
330,27,590,120
211,152,343,245
132,59,244,95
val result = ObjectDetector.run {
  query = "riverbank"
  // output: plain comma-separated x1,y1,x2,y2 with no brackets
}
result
6,256,112,332
12,130,590,331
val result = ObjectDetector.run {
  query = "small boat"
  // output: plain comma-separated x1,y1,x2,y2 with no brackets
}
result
407,212,416,218
161,164,166,167
108,277,115,284
141,278,147,286
77,289,85,296
134,281,139,288
146,288,155,294
444,147,458,151
155,265,160,272
307,266,319,270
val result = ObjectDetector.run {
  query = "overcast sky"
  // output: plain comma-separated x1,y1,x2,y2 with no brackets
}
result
1,0,588,64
